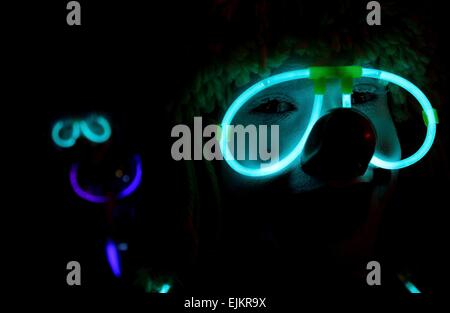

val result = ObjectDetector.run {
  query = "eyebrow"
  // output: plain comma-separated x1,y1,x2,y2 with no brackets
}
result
354,77,377,83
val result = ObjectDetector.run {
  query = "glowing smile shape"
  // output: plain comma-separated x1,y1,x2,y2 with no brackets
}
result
70,155,143,203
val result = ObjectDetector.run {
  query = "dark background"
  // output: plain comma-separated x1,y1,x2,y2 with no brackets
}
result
5,0,450,309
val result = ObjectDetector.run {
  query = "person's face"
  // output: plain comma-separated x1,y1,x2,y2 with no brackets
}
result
221,60,401,193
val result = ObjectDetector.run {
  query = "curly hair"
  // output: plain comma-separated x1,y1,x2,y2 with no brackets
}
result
175,0,436,124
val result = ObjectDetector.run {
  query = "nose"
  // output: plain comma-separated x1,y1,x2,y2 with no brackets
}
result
301,108,376,180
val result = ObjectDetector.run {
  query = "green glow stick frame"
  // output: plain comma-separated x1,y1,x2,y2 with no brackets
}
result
219,66,438,177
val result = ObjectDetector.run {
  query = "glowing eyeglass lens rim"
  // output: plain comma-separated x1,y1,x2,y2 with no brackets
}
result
80,116,112,143
220,69,323,177
51,120,81,148
220,67,437,177
362,68,437,169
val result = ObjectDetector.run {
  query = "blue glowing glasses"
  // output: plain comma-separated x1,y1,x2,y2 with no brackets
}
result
52,114,112,148
219,66,438,177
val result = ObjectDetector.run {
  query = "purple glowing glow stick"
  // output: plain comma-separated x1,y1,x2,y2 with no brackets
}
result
70,155,142,203
105,239,121,277
118,155,142,199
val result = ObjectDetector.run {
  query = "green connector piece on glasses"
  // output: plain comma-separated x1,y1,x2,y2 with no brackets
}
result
310,66,363,94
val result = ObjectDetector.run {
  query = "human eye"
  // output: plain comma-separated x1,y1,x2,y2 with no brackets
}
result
351,83,379,105
249,94,297,115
